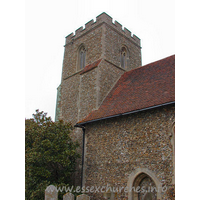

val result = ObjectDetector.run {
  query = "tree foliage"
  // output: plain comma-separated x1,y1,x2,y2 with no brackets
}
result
25,110,80,200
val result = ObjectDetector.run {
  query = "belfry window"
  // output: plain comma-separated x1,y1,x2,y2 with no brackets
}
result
120,47,127,69
79,46,86,70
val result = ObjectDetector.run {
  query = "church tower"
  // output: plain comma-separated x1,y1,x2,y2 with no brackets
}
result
55,12,142,186
55,12,141,126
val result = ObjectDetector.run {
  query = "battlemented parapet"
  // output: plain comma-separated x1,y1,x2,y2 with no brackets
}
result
65,12,140,46
57,12,142,124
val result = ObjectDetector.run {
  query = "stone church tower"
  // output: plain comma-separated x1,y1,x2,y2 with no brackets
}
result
55,12,142,186
55,12,141,125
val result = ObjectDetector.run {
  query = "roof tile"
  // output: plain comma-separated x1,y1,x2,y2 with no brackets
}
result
77,55,175,124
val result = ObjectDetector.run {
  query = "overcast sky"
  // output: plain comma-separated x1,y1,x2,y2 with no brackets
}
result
25,0,175,120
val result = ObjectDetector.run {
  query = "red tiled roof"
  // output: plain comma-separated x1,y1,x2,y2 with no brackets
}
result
80,59,102,75
77,55,175,125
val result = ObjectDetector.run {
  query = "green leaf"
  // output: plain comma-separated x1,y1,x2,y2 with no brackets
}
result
25,109,80,200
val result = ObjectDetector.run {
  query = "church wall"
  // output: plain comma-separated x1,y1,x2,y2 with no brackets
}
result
104,24,142,71
84,104,175,199
61,25,103,80
79,68,98,121
98,60,124,107
60,24,103,123
61,74,80,125
59,73,83,186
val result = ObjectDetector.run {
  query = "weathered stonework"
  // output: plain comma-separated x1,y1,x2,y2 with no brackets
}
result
98,60,125,107
104,24,141,70
79,68,98,120
77,194,90,200
55,13,142,187
54,13,174,200
83,104,175,199
55,84,62,122
63,192,74,200
45,185,58,200
56,12,142,125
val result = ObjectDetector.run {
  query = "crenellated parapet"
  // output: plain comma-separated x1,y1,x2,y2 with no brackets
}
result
65,12,140,46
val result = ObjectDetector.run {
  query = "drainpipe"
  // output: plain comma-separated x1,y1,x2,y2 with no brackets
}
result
81,126,85,189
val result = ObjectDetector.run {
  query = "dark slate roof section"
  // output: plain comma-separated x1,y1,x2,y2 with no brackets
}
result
80,59,102,75
77,55,175,125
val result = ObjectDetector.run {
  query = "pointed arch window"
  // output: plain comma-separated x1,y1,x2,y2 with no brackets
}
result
120,46,128,69
127,168,162,200
79,45,86,70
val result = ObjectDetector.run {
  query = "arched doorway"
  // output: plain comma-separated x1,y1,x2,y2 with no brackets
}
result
136,173,157,200
127,168,162,200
